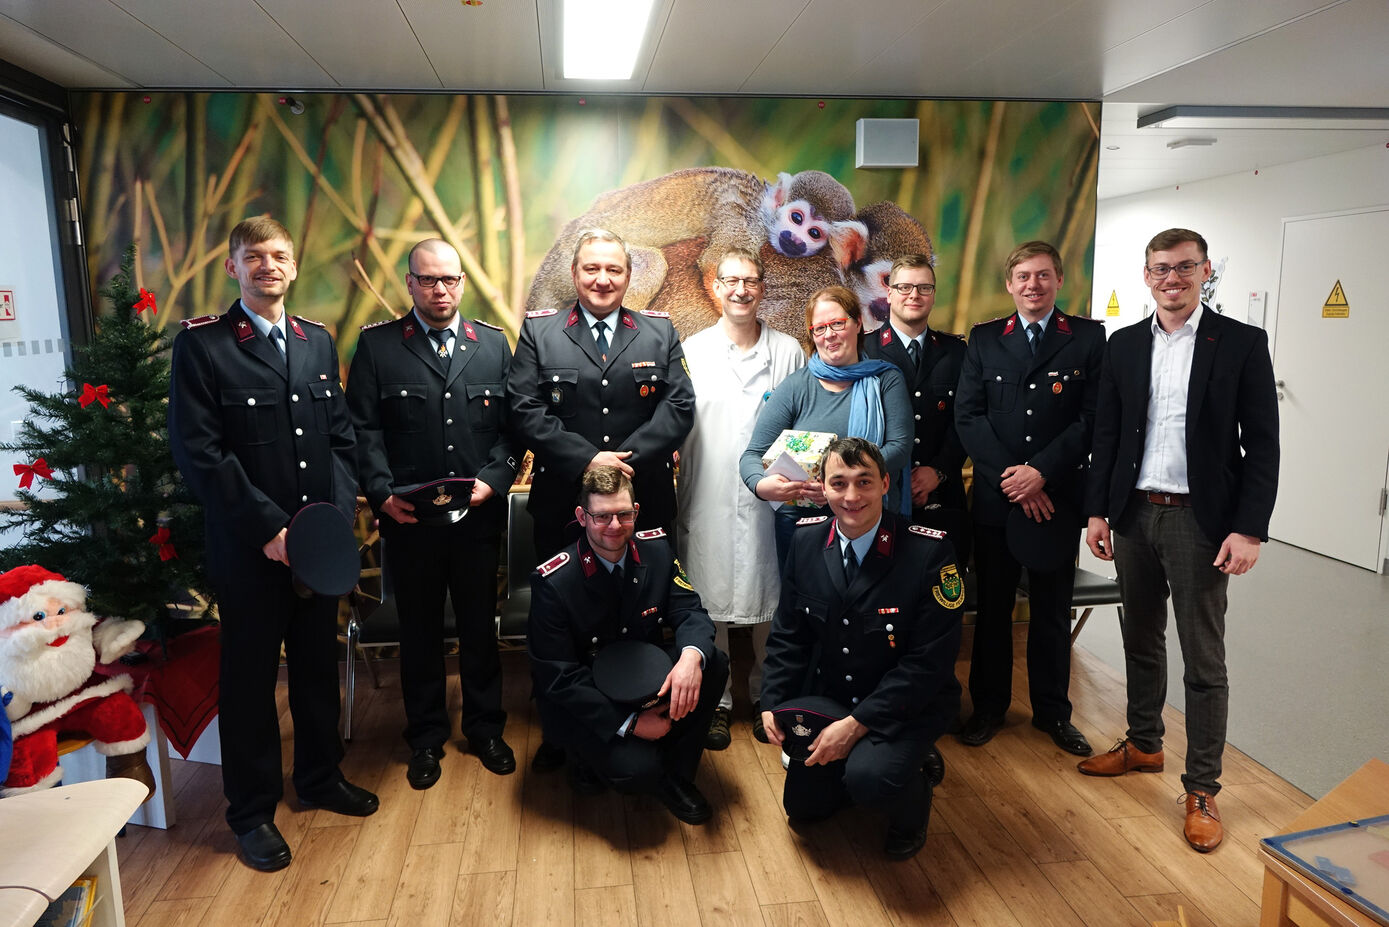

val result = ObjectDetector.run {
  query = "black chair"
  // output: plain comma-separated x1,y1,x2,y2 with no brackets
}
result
1016,566,1125,645
341,536,458,740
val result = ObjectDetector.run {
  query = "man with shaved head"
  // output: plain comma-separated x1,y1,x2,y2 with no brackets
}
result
347,238,520,788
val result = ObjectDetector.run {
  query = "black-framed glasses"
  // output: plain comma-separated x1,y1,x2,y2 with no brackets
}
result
717,275,763,288
1144,261,1204,279
888,282,936,296
808,317,852,337
583,508,637,526
409,273,464,289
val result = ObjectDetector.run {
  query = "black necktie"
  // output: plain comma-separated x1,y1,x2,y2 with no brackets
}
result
269,327,287,368
429,328,450,363
611,561,624,594
594,320,609,360
844,544,859,584
1026,322,1042,356
906,339,921,375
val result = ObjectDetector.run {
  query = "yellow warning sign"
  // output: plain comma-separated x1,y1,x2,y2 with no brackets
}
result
1106,290,1120,317
1322,280,1349,318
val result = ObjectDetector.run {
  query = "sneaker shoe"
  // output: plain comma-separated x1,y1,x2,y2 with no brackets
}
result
706,707,732,750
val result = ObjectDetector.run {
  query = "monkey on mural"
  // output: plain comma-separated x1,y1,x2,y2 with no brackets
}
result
845,202,936,332
525,168,869,326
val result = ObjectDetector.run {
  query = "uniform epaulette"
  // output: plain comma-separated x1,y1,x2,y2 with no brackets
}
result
526,308,558,318
294,315,326,328
472,319,504,331
935,330,965,341
638,308,671,318
359,319,393,331
974,315,1008,327
180,314,220,330
634,527,666,540
537,551,570,577
796,515,829,526
909,524,947,539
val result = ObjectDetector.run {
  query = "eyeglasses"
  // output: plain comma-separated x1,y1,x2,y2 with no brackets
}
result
716,275,763,288
1144,261,1204,279
809,318,852,337
409,273,464,289
583,508,637,526
888,282,936,296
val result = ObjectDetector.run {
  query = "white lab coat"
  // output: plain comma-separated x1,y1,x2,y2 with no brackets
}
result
676,322,805,624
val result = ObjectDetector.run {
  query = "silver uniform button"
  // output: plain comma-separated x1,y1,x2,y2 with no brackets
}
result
444,391,451,399
553,375,560,382
852,697,860,704
1027,409,1033,415
914,437,921,444
603,435,610,443
591,636,599,644
1025,435,1033,442
295,427,303,436
1029,383,1036,389
484,389,490,395
845,674,853,682
301,494,308,502
325,388,332,397
914,414,921,421
448,471,456,476
299,460,307,469
602,407,609,414
400,390,408,396
459,345,466,352
446,418,453,425
650,374,657,380
601,379,608,387
842,647,850,654
885,624,894,632
291,393,299,402
842,618,849,626
995,375,1002,381
447,445,454,452
246,397,256,406
914,391,921,398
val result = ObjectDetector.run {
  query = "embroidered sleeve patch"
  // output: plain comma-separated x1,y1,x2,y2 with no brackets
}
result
673,557,694,591
932,563,964,609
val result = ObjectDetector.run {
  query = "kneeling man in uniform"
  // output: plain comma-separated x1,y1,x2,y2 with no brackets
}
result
527,465,728,823
761,437,963,859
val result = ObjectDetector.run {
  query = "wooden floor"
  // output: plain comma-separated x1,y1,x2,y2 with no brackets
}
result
114,628,1314,927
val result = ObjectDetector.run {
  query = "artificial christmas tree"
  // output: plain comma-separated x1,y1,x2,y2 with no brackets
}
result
0,245,207,640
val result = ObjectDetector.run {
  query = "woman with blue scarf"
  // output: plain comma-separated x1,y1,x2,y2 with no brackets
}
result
739,287,914,567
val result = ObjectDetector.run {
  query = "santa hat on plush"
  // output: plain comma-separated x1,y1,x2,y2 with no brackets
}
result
0,565,101,709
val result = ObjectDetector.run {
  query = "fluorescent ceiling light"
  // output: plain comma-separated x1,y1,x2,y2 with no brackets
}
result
1138,105,1389,131
563,0,657,80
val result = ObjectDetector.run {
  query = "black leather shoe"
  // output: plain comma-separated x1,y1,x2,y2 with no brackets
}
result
298,779,380,817
1032,718,1092,757
470,736,517,775
657,775,713,824
234,823,291,872
922,744,946,787
957,713,1004,747
407,746,445,790
567,759,607,796
531,741,566,773
883,822,927,860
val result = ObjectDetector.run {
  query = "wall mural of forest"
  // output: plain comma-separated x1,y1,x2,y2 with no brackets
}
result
71,92,1099,368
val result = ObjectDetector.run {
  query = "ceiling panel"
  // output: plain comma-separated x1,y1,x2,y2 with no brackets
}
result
399,0,543,91
0,14,134,88
644,0,810,94
255,0,438,90
744,0,941,95
112,0,330,89
0,0,229,87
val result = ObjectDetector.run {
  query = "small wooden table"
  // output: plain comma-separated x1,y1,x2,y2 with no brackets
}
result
1260,758,1389,927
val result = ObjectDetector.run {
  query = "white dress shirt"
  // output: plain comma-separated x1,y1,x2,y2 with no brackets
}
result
1136,303,1203,494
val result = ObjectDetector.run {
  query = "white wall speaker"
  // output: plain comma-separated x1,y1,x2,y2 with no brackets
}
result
855,118,919,169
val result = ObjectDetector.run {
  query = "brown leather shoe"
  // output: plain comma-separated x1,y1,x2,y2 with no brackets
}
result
1076,739,1163,777
1182,790,1223,852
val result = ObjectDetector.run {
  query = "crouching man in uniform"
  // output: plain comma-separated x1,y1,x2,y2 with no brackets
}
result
526,466,729,823
761,437,963,859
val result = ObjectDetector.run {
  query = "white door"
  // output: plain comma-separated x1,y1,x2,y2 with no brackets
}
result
1270,207,1389,572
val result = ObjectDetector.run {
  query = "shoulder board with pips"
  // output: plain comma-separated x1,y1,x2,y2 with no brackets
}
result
796,515,829,526
359,319,392,331
294,315,326,328
909,525,947,539
526,308,558,318
634,528,666,540
181,314,220,330
537,551,570,577
638,309,671,318
473,319,504,331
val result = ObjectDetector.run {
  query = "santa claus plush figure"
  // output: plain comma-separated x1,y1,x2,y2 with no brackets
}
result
0,565,155,798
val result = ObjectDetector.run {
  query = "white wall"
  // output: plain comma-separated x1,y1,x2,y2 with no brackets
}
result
1090,142,1389,348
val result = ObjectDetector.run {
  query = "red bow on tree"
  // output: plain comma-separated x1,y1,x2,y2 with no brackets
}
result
14,458,54,489
148,526,178,561
79,383,111,409
134,288,158,315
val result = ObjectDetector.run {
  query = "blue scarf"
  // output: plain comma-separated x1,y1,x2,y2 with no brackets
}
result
806,354,909,514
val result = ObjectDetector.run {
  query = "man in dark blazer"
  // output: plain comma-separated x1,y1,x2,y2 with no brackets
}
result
954,240,1105,756
346,239,520,789
860,253,969,562
526,466,727,824
760,438,963,859
506,228,696,560
169,217,377,873
1080,228,1279,853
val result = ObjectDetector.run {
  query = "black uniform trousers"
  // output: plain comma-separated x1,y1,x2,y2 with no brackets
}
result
214,556,344,834
382,518,505,749
537,647,728,792
782,733,932,829
968,522,1076,723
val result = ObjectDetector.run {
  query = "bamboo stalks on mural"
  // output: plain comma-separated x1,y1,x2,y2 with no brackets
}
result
1057,103,1100,317
666,97,771,179
470,95,501,283
953,101,1006,334
495,96,526,314
352,93,517,337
